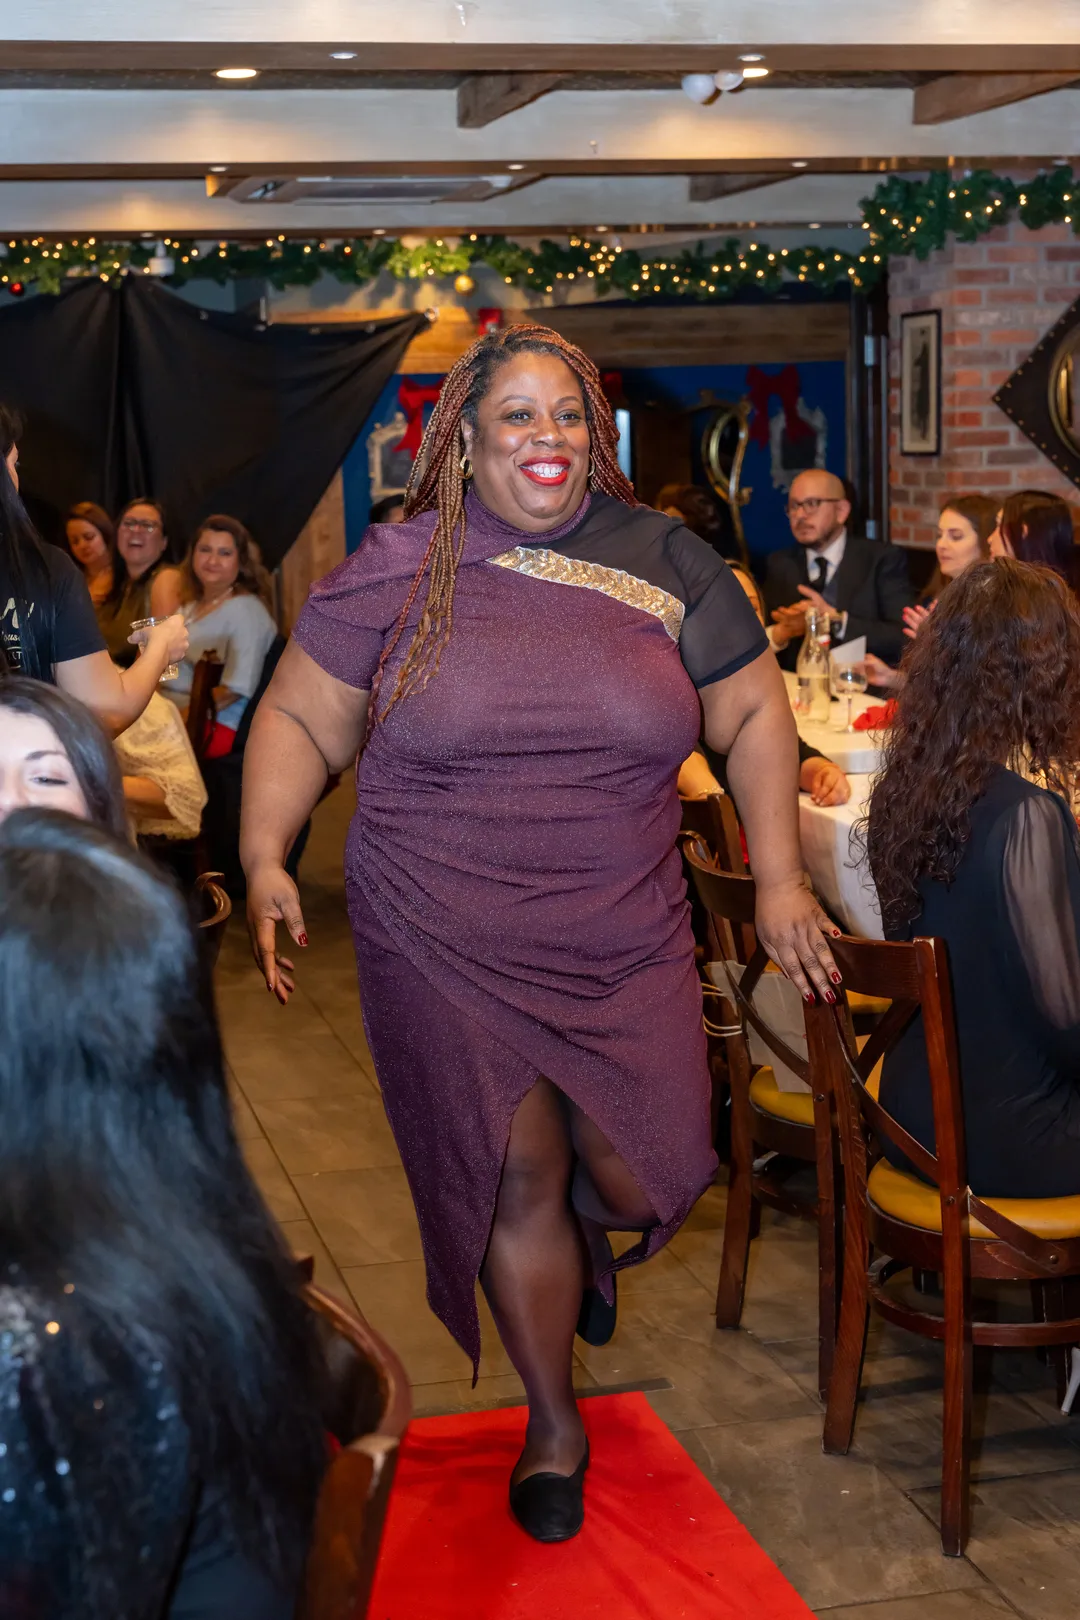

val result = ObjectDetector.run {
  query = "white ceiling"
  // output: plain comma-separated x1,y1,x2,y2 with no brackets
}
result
0,6,1079,236
4,0,1079,47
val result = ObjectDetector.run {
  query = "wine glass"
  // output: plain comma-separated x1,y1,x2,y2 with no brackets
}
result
831,661,868,732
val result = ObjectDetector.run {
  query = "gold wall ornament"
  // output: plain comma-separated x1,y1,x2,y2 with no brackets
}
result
700,397,753,570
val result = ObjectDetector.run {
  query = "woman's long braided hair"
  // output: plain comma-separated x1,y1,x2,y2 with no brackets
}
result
368,323,637,730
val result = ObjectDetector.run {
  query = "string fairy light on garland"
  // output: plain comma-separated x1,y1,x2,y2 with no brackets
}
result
2,167,1079,301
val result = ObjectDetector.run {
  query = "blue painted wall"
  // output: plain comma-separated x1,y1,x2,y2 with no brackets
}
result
341,360,846,561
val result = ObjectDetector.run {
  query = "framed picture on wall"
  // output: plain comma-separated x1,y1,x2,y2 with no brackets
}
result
900,309,941,455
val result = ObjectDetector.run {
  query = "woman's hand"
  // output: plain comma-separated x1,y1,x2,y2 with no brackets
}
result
130,614,189,669
799,756,851,806
755,879,840,1004
246,860,308,1004
902,602,933,640
859,652,902,691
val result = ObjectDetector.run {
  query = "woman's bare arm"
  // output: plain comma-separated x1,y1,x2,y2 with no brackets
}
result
54,617,189,736
700,648,839,1002
122,775,172,817
241,639,369,1001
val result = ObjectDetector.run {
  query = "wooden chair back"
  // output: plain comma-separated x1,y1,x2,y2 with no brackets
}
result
805,932,1046,1274
683,835,841,1396
679,789,746,875
809,932,1080,1554
185,651,225,767
194,870,231,967
299,1281,411,1620
683,837,809,1081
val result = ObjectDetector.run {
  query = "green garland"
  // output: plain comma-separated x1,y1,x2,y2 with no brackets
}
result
3,166,1078,301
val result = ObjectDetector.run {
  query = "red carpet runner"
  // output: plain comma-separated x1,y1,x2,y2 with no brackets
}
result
369,1392,814,1619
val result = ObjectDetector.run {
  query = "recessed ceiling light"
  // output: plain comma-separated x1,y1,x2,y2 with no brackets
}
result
209,165,228,173
330,51,357,60
507,162,526,171
595,225,609,232
372,228,386,236
742,65,769,79
809,222,821,229
791,160,809,168
738,53,765,62
215,67,259,80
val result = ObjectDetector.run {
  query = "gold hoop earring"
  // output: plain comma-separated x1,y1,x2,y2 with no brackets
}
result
460,453,473,479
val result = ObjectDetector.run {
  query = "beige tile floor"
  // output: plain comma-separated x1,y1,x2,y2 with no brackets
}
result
219,784,1080,1619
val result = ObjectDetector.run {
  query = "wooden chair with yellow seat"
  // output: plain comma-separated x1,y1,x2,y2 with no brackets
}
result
683,836,844,1401
808,931,1080,1557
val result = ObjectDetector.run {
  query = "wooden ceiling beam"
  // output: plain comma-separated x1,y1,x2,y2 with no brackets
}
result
457,73,565,128
689,173,794,202
914,71,1080,125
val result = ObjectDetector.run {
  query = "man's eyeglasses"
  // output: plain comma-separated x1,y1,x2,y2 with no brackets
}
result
119,517,161,533
786,497,840,516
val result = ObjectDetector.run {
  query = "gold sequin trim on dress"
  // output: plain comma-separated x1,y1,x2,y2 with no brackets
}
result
488,547,685,642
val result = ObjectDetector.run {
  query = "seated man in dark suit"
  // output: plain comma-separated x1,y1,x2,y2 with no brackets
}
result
763,469,915,669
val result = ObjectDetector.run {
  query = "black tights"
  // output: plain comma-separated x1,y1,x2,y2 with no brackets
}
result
479,1078,658,1481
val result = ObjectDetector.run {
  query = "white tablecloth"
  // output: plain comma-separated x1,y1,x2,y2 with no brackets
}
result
799,774,884,939
782,671,886,775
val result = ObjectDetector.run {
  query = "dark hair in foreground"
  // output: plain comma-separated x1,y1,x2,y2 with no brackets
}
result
0,403,54,680
369,493,405,525
371,322,637,728
1000,489,1078,590
0,810,326,1585
865,559,1080,936
0,677,128,838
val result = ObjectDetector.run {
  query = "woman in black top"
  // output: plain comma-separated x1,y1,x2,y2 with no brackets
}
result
867,558,1080,1197
0,811,326,1618
0,406,187,731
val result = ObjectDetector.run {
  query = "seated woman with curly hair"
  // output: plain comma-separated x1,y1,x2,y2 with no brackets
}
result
866,558,1080,1197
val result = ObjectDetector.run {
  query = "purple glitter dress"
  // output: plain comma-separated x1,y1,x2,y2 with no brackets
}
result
293,490,766,1370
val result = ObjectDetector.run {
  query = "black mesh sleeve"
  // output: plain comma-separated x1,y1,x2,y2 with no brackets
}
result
1001,789,1080,1064
666,525,769,688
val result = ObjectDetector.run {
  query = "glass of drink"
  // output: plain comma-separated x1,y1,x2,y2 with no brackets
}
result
831,660,868,732
130,616,181,683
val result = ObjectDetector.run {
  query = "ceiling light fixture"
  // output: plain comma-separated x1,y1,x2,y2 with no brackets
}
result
209,165,228,173
791,160,808,168
681,73,717,104
330,51,357,60
738,53,765,62
372,228,386,235
741,65,769,79
714,70,744,92
215,67,259,80
507,162,526,171
809,222,821,229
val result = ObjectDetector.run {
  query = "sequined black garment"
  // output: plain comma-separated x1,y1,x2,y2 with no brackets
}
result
0,1280,294,1620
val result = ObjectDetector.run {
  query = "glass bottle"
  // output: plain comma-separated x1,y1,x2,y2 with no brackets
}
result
795,608,832,724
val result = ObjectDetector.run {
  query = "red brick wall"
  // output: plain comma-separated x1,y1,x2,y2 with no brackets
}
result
888,222,1080,547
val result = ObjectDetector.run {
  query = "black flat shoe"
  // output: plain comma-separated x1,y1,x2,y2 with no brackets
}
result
576,1235,617,1346
509,1443,590,1543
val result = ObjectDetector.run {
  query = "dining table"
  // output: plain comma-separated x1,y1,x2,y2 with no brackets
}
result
782,670,886,777
798,772,883,939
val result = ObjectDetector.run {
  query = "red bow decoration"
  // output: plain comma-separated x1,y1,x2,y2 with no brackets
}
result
746,364,815,450
853,700,898,731
394,378,445,456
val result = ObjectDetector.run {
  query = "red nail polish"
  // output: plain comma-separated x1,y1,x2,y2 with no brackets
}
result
831,972,842,984
832,929,842,938
298,933,309,947
804,991,816,1005
825,989,838,1005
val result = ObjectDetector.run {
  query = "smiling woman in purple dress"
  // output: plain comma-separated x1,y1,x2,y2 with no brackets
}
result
240,324,840,1542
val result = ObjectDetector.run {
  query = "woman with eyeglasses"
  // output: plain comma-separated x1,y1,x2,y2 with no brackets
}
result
0,407,188,733
99,498,185,665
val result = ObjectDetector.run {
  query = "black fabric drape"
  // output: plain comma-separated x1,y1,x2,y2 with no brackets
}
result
0,278,426,565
